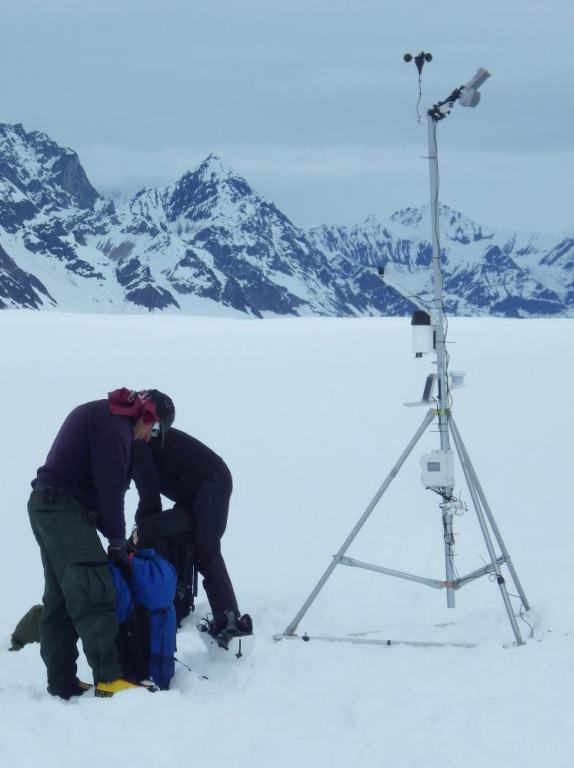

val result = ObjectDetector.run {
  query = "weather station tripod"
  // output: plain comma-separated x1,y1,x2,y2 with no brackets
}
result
275,55,530,649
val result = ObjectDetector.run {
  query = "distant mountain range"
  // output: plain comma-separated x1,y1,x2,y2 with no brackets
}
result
0,121,572,317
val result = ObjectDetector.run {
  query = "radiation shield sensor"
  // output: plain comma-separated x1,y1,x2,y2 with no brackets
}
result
411,310,435,358
377,266,438,359
459,68,491,107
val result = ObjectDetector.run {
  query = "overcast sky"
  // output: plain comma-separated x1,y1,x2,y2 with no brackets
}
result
1,0,573,233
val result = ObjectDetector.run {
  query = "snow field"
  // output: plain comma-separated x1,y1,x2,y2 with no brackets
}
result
0,312,572,767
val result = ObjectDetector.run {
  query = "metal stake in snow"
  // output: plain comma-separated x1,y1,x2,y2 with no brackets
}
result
276,60,530,648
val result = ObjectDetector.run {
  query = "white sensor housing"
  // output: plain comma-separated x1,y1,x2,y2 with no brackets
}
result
421,449,455,489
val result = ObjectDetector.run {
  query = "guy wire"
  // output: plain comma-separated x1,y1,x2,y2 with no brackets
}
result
416,73,424,123
508,591,534,639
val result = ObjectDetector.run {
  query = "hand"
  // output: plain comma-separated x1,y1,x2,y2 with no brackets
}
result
130,527,139,547
107,541,132,582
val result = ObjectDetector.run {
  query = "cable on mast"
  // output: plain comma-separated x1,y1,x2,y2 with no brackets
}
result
404,51,433,122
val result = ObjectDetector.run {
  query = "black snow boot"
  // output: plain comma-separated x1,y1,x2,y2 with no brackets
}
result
47,679,92,700
207,610,253,650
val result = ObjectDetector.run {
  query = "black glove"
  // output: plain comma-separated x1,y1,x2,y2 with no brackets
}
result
107,540,132,582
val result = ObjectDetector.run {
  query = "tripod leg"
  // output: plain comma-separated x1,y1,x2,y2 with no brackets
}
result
281,408,437,637
448,419,525,645
449,417,530,611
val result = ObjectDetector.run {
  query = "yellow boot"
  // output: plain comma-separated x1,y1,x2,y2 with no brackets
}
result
95,678,141,698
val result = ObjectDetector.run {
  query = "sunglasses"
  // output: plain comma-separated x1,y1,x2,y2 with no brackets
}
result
150,421,161,438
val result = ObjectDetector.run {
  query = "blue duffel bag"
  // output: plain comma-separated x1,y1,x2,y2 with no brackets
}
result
110,548,177,690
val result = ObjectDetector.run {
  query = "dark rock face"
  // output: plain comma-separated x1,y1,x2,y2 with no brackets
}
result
51,152,99,210
124,285,180,311
0,194,37,234
0,123,99,211
0,242,54,309
0,121,573,317
165,249,222,299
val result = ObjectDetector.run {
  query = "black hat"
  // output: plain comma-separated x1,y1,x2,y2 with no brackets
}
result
148,390,175,443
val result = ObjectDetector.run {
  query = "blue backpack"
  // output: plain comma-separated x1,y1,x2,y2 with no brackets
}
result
110,548,177,690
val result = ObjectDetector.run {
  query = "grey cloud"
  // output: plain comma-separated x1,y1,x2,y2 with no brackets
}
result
0,0,573,232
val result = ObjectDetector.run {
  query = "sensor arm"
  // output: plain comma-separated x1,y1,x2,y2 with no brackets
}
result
428,68,491,121
377,266,430,313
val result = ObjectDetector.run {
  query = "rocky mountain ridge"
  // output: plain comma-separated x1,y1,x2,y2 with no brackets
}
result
0,121,572,317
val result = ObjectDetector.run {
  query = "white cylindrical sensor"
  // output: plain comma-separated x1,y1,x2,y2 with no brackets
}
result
411,311,434,357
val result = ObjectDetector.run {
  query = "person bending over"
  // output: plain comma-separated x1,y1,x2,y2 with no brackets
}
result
132,427,252,648
28,388,174,699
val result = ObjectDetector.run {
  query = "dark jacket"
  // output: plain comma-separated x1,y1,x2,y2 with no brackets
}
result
132,427,226,520
33,400,133,541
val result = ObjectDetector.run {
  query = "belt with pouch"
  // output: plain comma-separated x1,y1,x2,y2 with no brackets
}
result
32,483,65,504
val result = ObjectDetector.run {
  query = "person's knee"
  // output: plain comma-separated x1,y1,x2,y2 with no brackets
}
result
62,561,116,621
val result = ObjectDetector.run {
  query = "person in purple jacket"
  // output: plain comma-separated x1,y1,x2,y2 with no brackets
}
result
28,387,175,699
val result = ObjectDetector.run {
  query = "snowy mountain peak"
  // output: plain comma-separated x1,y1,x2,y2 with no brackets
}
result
0,121,99,215
390,203,468,227
390,204,493,245
196,152,233,181
194,153,255,199
163,155,257,226
389,206,426,227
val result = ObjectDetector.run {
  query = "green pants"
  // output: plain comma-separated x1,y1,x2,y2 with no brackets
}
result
28,488,122,691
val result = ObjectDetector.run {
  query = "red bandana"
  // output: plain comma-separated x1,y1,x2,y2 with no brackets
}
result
108,388,158,425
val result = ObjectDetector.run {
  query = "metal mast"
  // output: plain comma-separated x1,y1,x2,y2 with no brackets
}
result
275,61,530,648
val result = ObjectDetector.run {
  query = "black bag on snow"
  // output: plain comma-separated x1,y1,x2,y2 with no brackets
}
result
134,504,197,626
